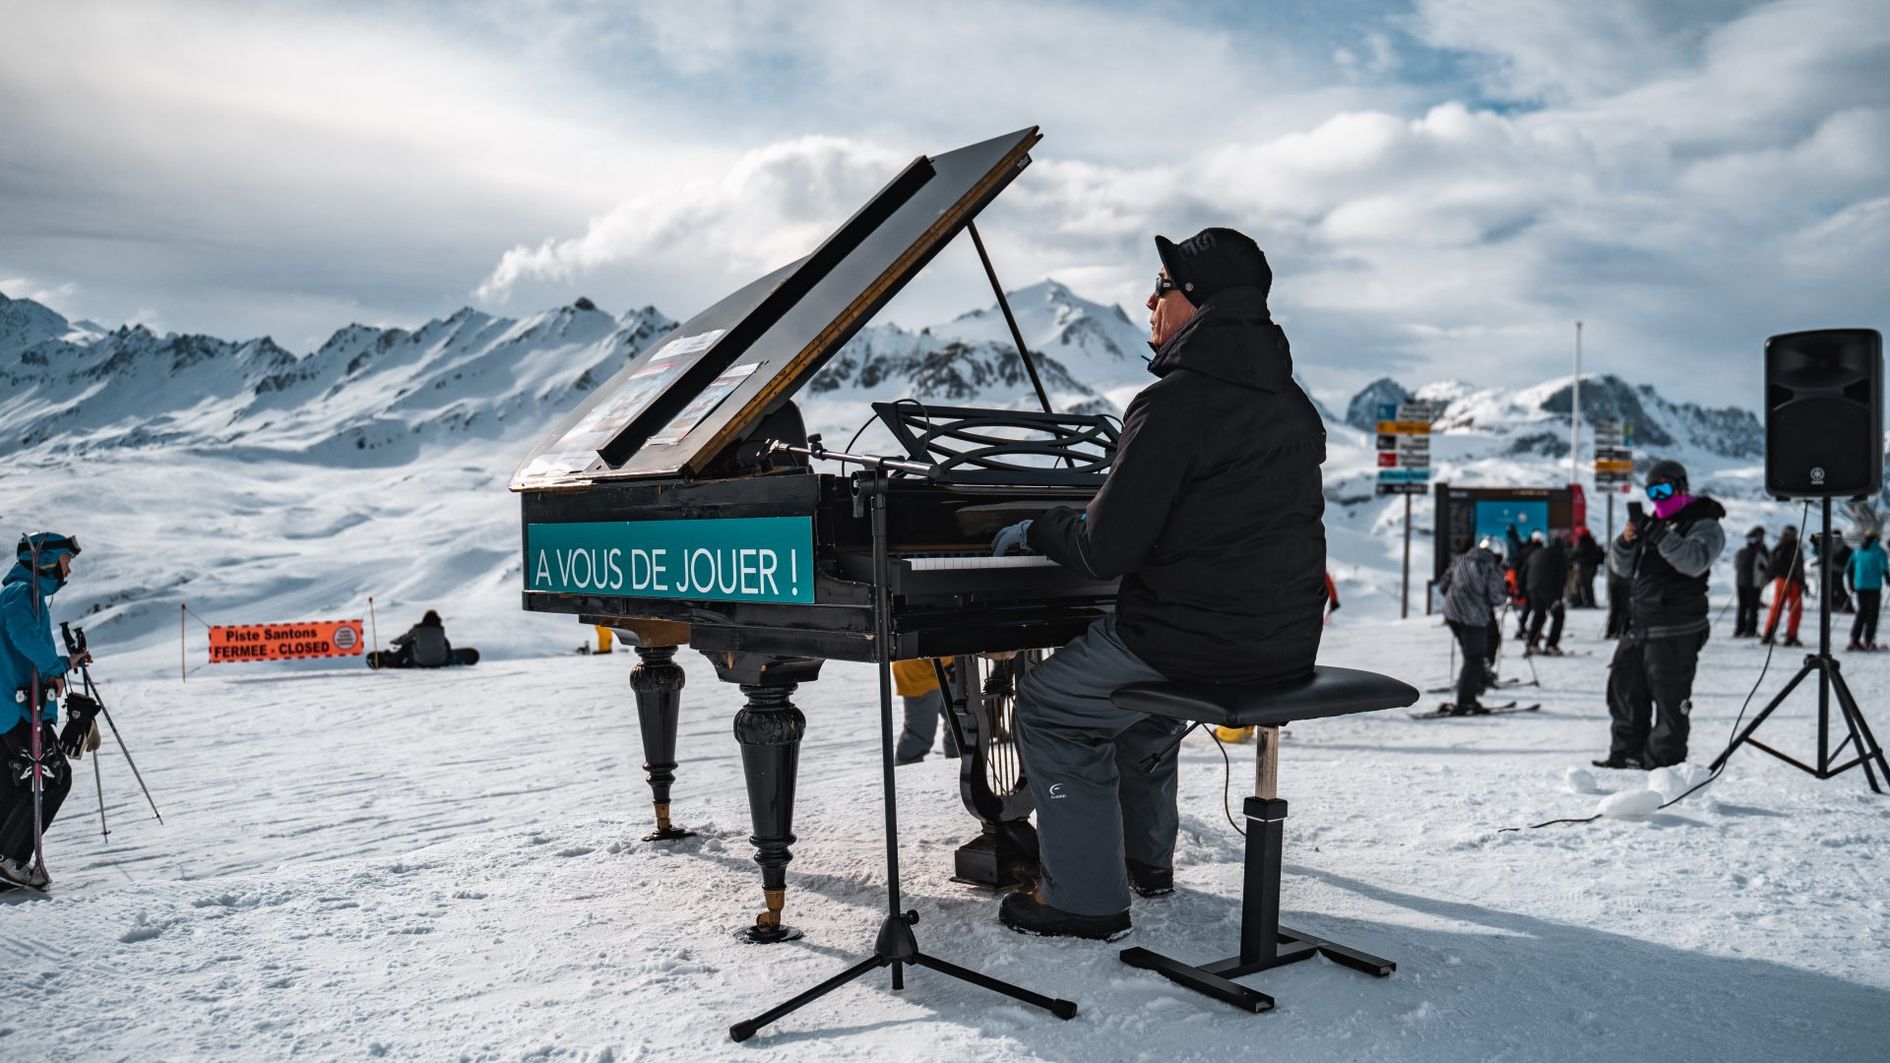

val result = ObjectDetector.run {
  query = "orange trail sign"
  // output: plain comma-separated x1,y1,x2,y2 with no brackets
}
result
208,619,365,664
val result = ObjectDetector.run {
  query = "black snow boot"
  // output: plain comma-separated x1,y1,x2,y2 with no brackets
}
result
1125,859,1173,898
1591,754,1645,769
999,890,1131,941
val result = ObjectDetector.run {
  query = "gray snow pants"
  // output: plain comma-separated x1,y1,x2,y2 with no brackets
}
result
895,688,958,763
1014,616,1183,916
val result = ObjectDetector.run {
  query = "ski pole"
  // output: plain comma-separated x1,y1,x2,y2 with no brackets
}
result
62,623,163,824
88,689,161,824
93,730,109,839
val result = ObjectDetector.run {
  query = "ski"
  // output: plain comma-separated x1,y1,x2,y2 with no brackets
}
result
1426,676,1525,695
1410,702,1542,720
0,878,48,896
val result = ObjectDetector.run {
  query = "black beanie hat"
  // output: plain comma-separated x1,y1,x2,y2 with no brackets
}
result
1154,227,1271,306
1646,458,1688,493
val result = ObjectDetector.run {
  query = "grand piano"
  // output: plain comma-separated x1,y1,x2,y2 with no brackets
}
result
512,127,1125,942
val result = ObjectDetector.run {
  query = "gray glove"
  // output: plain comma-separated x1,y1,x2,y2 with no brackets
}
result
991,519,1035,557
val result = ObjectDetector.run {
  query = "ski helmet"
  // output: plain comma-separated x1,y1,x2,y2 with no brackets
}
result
16,532,80,575
1747,525,1766,541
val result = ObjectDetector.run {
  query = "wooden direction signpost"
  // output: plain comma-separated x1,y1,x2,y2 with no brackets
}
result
1377,401,1438,618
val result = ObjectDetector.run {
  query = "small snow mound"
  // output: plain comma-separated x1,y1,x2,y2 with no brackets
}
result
1647,762,1714,801
1563,767,1599,794
1597,788,1663,819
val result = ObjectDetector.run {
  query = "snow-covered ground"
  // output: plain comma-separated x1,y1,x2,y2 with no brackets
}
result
10,612,1889,1060
6,278,1885,1059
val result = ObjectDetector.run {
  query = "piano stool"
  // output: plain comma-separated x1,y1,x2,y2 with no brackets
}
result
1111,666,1419,1013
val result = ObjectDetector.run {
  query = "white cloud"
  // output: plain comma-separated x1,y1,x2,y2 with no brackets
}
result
0,278,78,314
2,0,1885,408
477,136,907,303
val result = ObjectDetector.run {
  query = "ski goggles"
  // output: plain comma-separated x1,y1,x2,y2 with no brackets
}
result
1644,481,1678,502
15,534,80,568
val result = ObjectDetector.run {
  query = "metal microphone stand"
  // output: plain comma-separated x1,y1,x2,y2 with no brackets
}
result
728,440,1077,1042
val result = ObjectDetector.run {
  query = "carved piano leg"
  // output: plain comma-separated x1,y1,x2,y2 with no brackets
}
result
630,645,694,842
734,681,806,944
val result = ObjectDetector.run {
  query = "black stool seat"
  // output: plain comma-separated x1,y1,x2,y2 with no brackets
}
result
1113,666,1419,726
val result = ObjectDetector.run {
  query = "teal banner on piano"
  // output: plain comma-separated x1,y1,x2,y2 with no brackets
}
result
525,517,816,604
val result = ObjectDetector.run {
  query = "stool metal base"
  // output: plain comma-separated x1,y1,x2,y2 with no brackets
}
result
1120,789,1395,1012
1122,928,1394,1013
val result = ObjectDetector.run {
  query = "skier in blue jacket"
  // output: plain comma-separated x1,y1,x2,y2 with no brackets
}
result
1,533,90,887
1847,530,1888,651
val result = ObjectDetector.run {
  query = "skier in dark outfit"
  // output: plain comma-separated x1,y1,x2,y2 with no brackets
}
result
0,534,92,888
1439,538,1509,712
1732,526,1769,638
986,227,1325,940
1506,526,1538,638
1523,534,1570,654
1595,460,1725,769
1571,526,1605,607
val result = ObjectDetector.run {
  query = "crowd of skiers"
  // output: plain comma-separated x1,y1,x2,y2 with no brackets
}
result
1438,458,1888,770
1732,524,1887,650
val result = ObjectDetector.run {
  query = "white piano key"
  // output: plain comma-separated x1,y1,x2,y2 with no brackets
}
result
904,554,1060,571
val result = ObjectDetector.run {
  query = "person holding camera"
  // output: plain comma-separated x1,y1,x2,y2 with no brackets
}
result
1,533,95,888
1594,462,1725,770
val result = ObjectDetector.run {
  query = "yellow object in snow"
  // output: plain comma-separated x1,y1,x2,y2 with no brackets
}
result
593,626,614,654
1213,725,1254,744
891,657,955,698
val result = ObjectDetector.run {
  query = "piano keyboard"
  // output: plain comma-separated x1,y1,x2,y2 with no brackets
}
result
905,554,1059,571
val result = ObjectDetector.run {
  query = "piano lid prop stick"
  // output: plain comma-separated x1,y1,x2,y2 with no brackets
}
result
967,221,1054,416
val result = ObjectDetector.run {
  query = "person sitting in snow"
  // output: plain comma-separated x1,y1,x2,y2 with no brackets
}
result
1594,460,1724,770
985,227,1326,940
0,533,92,888
392,610,453,668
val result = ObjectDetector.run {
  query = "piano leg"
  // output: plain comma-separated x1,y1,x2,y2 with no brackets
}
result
630,645,694,842
734,680,807,944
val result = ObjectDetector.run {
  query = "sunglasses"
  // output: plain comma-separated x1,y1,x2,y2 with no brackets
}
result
1152,274,1185,298
1644,481,1678,501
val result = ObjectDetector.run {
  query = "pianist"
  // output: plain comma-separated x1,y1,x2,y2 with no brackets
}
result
989,227,1328,940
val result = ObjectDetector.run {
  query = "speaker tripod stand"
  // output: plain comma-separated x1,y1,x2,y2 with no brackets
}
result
728,446,1077,1043
1710,497,1890,791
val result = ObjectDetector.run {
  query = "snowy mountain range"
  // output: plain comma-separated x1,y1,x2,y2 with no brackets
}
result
0,284,1815,668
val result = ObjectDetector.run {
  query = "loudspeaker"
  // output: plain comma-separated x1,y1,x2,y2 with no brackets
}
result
1765,328,1882,499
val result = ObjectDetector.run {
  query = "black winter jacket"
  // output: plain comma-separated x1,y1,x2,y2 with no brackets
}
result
1029,286,1326,684
1523,540,1570,602
1770,536,1806,584
396,620,451,667
1734,542,1769,590
1609,496,1727,639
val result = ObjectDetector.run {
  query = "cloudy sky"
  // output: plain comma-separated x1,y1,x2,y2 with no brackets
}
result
2,0,1886,406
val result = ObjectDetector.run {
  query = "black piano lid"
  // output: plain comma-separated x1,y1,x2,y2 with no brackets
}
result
508,126,1042,491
